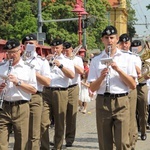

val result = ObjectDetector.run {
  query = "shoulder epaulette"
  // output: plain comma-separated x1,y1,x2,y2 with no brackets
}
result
121,50,130,54
64,55,68,59
37,55,45,61
0,60,7,66
24,61,35,69
121,50,139,56
96,51,102,56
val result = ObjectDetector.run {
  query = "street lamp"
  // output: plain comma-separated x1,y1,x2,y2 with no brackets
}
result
72,1,88,45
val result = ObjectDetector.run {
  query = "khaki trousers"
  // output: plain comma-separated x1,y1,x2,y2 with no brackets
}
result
96,95,130,150
28,93,43,150
40,88,52,150
65,85,79,144
0,102,29,150
137,84,148,135
41,88,68,150
128,89,138,149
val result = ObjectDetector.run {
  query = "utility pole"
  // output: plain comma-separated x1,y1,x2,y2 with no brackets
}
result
82,0,87,49
37,0,42,33
37,0,46,45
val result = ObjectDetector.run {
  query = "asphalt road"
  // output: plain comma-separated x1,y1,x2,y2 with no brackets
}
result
9,99,150,150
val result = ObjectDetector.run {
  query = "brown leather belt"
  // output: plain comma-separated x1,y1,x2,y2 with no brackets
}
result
98,92,128,98
32,91,42,95
45,87,68,91
3,100,28,106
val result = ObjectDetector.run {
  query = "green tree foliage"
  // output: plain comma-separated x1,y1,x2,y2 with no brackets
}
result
0,0,137,50
126,0,137,38
41,0,108,49
146,4,150,10
0,0,37,40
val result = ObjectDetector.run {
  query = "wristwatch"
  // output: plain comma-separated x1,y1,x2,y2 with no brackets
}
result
58,64,63,69
16,80,22,86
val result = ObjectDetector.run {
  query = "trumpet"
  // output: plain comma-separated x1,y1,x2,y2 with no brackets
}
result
69,45,82,60
0,59,13,110
48,52,58,69
105,45,111,94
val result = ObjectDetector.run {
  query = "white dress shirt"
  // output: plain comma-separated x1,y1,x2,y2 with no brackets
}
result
25,52,51,92
0,58,37,101
49,54,75,88
69,56,84,86
87,49,137,94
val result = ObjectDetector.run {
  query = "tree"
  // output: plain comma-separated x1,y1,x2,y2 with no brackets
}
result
0,0,137,51
41,0,108,49
146,4,150,10
126,0,137,38
0,0,37,40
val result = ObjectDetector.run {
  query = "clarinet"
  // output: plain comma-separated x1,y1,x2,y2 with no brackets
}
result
105,45,111,94
0,59,13,110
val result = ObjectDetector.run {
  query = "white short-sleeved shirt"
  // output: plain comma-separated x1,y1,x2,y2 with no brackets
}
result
87,49,137,94
121,50,142,69
49,53,75,88
69,56,84,85
123,50,142,84
25,53,51,92
0,58,37,101
147,79,150,104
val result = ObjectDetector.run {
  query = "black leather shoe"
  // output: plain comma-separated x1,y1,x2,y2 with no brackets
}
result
66,143,72,147
141,134,147,140
146,124,150,130
49,141,54,146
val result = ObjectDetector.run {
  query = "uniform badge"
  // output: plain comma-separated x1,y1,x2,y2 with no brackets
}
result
106,29,111,35
123,38,126,42
7,44,12,49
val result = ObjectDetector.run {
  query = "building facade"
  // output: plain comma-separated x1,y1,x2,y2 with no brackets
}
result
107,0,127,36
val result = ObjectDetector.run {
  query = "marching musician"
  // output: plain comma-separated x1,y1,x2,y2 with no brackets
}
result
40,39,75,150
0,39,37,150
22,34,51,150
87,26,137,150
119,33,142,149
63,42,84,147
131,40,149,141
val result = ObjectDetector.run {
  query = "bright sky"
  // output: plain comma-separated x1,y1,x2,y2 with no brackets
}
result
131,0,150,36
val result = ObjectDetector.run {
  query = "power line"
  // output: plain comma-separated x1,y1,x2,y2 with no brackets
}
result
132,5,145,23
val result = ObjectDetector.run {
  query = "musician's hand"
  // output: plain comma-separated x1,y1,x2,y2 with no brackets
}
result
46,54,54,61
100,68,109,79
138,73,142,78
144,74,150,80
8,74,18,85
110,62,120,72
0,83,6,92
54,59,61,67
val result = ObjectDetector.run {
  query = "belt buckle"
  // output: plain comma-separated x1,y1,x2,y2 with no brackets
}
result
117,94,120,98
104,92,110,97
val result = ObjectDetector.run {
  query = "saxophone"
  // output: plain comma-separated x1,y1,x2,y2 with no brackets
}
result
138,40,150,83
0,59,13,110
